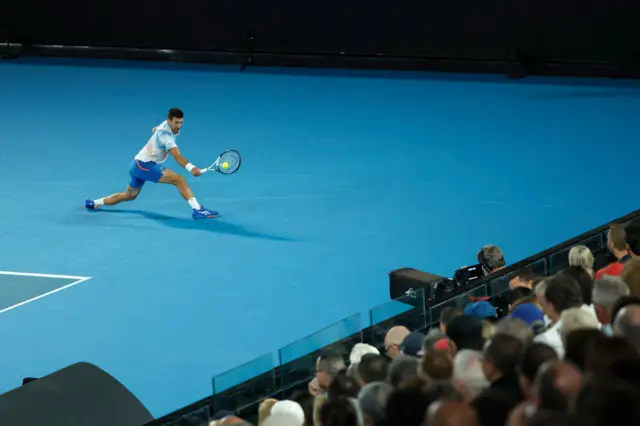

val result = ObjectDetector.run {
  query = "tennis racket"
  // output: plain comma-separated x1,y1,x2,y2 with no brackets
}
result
200,150,242,175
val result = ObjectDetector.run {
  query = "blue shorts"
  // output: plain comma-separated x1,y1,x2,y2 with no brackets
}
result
129,159,166,189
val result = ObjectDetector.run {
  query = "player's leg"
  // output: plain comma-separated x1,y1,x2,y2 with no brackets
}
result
86,185,141,209
86,161,145,210
159,168,219,219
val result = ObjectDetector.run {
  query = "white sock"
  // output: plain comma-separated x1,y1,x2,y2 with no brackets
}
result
188,197,201,210
95,198,105,206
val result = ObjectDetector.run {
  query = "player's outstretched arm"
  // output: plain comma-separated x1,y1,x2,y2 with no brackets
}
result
169,147,201,177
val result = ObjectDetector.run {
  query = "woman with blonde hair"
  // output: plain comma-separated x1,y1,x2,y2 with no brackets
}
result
568,245,595,278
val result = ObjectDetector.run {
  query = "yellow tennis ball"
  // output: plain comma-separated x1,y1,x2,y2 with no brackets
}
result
222,162,229,169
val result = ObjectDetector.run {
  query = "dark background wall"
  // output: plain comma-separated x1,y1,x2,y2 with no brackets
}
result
3,0,640,76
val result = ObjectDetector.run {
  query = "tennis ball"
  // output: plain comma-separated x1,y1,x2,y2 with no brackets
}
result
222,162,229,169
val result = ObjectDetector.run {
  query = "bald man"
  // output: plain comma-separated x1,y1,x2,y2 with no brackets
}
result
384,326,410,359
533,360,583,412
426,400,478,426
614,304,640,350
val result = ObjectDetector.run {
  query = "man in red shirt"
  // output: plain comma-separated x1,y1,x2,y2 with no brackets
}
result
596,223,633,279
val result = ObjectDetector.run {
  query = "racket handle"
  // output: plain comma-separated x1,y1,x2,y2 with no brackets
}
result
200,168,209,174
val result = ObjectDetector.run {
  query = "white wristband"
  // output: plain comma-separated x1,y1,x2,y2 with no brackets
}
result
185,163,195,172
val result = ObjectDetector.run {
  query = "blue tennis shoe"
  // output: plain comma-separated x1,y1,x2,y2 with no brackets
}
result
193,207,220,219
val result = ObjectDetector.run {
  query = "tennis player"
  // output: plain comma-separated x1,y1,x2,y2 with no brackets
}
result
85,108,219,219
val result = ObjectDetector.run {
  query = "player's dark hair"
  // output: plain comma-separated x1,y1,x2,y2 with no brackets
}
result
168,108,184,120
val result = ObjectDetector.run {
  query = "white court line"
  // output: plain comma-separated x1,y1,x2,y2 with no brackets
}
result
0,271,92,314
0,271,90,280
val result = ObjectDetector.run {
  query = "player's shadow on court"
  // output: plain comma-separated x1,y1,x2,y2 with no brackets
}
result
95,209,296,242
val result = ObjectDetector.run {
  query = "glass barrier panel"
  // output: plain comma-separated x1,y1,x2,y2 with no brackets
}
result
211,352,277,415
277,314,362,389
549,233,605,274
526,258,548,276
212,352,276,394
467,284,488,300
428,291,473,326
368,288,427,351
157,406,211,426
489,275,511,298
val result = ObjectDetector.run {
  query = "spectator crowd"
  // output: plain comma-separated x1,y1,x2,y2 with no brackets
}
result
209,218,640,426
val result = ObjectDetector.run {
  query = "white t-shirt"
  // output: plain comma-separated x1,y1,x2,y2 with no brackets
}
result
534,320,564,358
134,121,179,164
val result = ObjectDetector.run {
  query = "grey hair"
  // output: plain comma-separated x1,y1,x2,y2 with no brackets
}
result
592,275,630,313
559,308,600,341
358,382,394,426
452,349,489,400
480,245,506,270
492,318,534,343
387,356,419,387
423,328,447,352
535,278,549,295
319,353,346,378
568,245,595,276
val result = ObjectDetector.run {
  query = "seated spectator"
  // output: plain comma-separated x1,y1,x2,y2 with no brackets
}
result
349,343,379,365
534,278,554,326
446,315,485,354
592,275,630,335
384,384,431,426
472,389,519,426
399,331,425,357
464,301,498,323
478,244,506,276
622,257,640,296
452,349,490,403
328,370,360,399
613,303,640,350
289,391,315,426
611,295,640,326
563,329,602,371
509,267,542,290
596,223,632,279
383,326,410,360
439,307,464,334
585,335,639,374
518,343,558,399
425,400,478,426
481,334,525,402
507,286,534,312
387,356,419,388
625,218,640,259
316,349,347,393
575,371,640,426
568,245,595,279
422,328,447,354
493,317,534,344
357,354,389,386
420,348,453,381
267,400,306,426
259,398,279,426
319,396,359,426
560,265,598,319
508,304,545,336
534,274,584,357
558,307,600,345
423,380,463,403
358,382,393,426
606,357,640,387
533,360,582,412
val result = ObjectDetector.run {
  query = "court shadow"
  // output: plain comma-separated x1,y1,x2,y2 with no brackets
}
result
93,209,297,242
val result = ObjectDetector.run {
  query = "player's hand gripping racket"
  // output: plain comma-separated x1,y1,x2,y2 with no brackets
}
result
201,150,242,175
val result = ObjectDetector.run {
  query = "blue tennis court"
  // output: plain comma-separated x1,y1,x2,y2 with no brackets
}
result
0,57,639,417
